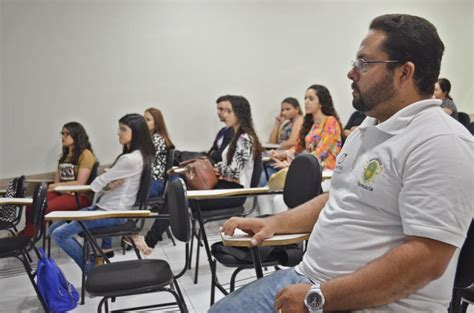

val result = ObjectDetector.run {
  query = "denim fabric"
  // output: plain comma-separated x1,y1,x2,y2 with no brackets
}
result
49,206,127,270
259,164,279,187
149,179,165,198
208,268,313,313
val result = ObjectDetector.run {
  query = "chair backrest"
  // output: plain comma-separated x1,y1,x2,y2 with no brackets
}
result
458,112,471,127
249,154,263,188
467,122,474,135
167,178,191,243
454,220,474,289
135,163,152,209
283,154,322,209
31,182,48,245
87,161,100,184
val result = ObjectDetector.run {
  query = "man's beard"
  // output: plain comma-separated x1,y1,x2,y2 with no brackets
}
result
352,72,396,113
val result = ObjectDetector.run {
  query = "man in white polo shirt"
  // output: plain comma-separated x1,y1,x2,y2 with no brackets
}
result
209,14,474,313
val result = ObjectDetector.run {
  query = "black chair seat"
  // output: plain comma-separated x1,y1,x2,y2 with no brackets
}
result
0,236,30,255
198,206,245,220
86,259,173,297
462,285,474,302
211,242,304,268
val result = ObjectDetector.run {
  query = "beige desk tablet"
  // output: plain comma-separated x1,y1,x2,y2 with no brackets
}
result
0,197,33,205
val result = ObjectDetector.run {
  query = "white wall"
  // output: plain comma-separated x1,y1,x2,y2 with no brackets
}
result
1,0,473,177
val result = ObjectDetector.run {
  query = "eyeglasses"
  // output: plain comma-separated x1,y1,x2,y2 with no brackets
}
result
60,131,70,137
351,58,402,72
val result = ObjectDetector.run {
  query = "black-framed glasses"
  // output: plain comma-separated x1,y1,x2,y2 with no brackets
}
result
351,58,402,72
60,131,71,137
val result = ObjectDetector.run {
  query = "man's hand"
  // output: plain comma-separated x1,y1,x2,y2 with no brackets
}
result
274,284,311,313
221,217,276,246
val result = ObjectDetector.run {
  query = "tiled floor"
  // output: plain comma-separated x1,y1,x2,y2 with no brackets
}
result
0,222,274,313
1,223,473,313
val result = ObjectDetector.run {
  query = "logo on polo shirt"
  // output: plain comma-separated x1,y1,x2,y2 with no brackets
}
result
357,158,383,191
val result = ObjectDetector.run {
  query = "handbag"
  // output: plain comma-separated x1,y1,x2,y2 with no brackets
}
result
176,157,218,190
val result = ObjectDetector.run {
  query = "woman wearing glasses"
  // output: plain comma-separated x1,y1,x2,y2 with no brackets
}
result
49,114,155,271
18,122,97,238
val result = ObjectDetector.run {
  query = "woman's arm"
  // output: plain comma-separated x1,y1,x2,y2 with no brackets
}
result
268,116,284,144
279,116,303,149
90,153,142,192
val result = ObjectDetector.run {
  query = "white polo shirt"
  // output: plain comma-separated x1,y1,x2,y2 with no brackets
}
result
296,99,474,312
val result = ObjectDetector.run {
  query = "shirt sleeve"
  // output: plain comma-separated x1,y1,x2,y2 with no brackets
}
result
216,134,252,181
77,149,96,170
152,134,167,181
90,153,142,192
399,134,474,248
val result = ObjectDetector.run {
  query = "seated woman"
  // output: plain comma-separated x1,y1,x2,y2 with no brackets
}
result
49,114,155,272
18,122,96,238
259,85,342,214
144,107,175,197
268,84,343,181
267,97,303,149
131,95,263,253
434,78,458,120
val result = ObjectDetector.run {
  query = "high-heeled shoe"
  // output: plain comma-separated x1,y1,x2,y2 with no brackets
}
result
124,235,153,255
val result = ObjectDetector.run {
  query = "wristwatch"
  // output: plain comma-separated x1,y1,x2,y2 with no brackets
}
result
304,283,325,312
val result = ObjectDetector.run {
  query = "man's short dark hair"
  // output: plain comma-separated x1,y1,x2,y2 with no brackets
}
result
370,14,444,96
216,95,231,104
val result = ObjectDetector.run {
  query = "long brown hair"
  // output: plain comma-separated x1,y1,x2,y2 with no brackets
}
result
145,107,175,149
225,95,263,164
298,85,344,151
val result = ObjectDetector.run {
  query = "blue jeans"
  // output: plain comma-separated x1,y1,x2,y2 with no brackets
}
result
259,164,279,186
208,268,313,313
149,179,165,198
49,206,127,270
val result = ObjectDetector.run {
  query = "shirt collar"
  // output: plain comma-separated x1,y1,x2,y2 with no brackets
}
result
358,99,442,135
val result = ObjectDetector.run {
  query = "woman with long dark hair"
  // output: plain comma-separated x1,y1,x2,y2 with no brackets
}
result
434,78,458,120
271,84,343,171
49,114,155,271
18,122,96,238
133,95,263,254
144,107,175,197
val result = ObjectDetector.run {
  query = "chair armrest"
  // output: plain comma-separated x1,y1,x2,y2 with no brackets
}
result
54,185,92,193
0,197,33,205
187,187,282,200
45,210,152,222
221,229,310,248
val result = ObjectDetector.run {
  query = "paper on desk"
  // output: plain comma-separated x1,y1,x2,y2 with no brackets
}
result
221,228,309,242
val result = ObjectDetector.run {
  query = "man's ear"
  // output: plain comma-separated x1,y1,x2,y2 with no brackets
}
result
398,61,415,86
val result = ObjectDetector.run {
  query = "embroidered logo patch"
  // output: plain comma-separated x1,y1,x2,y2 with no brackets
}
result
357,158,383,191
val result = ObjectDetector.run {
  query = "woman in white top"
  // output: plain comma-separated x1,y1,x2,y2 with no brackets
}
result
49,113,155,272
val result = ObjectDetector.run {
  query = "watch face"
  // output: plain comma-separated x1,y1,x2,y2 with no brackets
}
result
307,291,323,309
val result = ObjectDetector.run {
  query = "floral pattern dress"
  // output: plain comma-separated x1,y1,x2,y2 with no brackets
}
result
293,116,342,170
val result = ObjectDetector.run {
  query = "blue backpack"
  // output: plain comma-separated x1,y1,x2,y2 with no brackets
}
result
36,248,79,313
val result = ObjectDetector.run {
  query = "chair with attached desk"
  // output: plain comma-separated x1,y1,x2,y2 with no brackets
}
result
83,178,191,313
0,175,26,236
0,183,49,312
208,153,322,304
449,220,474,313
189,155,263,284
77,163,152,304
